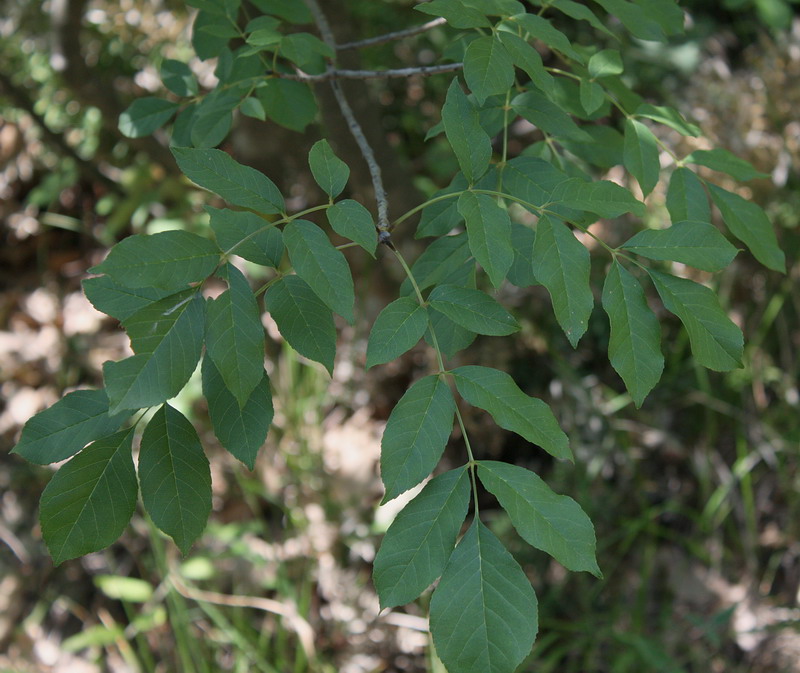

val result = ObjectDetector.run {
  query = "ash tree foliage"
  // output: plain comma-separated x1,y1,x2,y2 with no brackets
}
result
13,0,784,671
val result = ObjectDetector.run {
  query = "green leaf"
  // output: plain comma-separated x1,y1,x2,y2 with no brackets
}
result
202,358,272,470
666,167,710,223
425,307,477,357
250,0,311,23
430,520,538,673
205,265,265,407
464,35,515,104
452,365,572,461
685,148,769,182
118,97,179,138
279,33,333,71
190,93,235,148
592,0,669,41
632,0,684,35
548,0,615,37
707,183,785,272
457,191,514,288
507,222,538,287
309,140,350,198
405,233,472,293
634,103,700,137
366,297,428,369
588,49,623,78
497,31,555,95
648,269,744,371
172,147,285,215
429,285,519,336
283,219,355,324
441,79,492,184
511,12,584,62
550,178,645,218
103,294,205,412
206,206,283,267
579,79,605,115
326,199,377,256
373,467,470,608
532,216,593,347
416,0,492,28
82,276,175,323
192,11,230,60
264,275,336,374
40,429,137,565
13,389,128,465
478,461,600,575
502,156,570,210
622,221,739,272
623,118,660,197
416,175,467,238
239,97,267,121
257,79,318,132
381,375,455,503
161,59,198,97
139,404,211,554
601,261,664,406
90,231,220,290
512,91,591,141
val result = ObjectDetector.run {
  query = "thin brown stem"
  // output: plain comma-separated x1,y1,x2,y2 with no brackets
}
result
337,17,448,50
275,62,462,82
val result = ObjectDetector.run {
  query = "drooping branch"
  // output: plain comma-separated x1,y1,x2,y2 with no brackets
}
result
302,0,393,241
275,62,462,83
337,17,447,50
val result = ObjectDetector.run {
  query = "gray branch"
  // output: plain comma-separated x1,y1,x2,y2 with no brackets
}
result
276,62,462,83
337,17,448,50
302,0,392,240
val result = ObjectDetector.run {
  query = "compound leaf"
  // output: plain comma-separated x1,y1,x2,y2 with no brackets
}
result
381,375,455,503
205,264,265,407
442,79,492,184
511,12,584,62
478,460,600,576
457,191,514,288
464,35,515,104
40,429,137,565
623,118,660,197
206,206,284,267
257,79,318,132
601,261,663,407
512,91,590,141
648,269,744,371
532,216,593,347
139,404,211,554
497,31,555,95
264,275,336,374
326,199,377,256
90,231,220,290
429,285,519,336
452,365,572,461
707,183,785,272
172,147,285,214
283,219,355,324
161,59,198,97
621,221,738,272
430,520,538,673
373,467,470,608
425,308,477,357
366,297,429,369
635,103,700,137
103,293,205,412
202,358,272,470
309,139,350,198
13,389,129,465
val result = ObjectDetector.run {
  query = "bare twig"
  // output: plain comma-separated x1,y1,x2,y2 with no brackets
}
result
276,62,462,82
302,0,393,241
337,17,448,50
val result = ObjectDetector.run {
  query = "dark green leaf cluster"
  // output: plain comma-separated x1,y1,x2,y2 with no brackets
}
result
12,1,786,672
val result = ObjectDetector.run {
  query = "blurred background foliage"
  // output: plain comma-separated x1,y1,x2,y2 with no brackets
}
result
1,1,799,672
